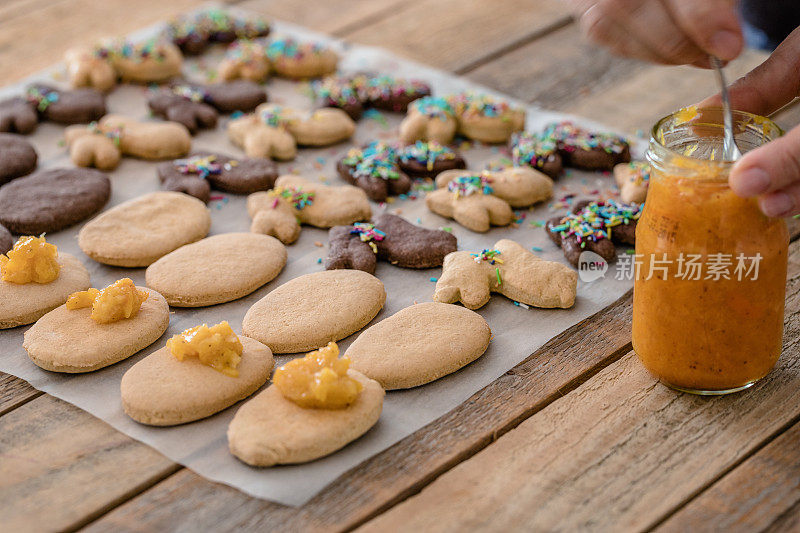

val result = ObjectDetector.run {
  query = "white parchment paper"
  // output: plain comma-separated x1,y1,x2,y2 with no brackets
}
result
0,9,642,506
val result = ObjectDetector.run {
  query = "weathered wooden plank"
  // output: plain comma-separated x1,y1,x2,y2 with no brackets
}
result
465,22,647,110
564,49,769,133
356,242,800,532
0,0,206,82
0,395,178,533
237,0,416,37
655,420,800,533
765,504,800,533
0,373,40,417
342,0,572,73
80,291,634,532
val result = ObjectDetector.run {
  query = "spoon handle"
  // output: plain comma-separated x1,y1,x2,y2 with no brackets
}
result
710,56,742,161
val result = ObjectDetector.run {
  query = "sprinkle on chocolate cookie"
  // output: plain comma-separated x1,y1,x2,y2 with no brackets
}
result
26,84,106,125
314,73,431,119
337,141,412,202
397,140,466,179
158,151,278,202
165,8,270,55
546,199,640,267
542,121,631,171
509,131,563,179
326,214,457,274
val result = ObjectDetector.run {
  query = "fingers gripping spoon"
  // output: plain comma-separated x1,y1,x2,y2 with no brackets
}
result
710,56,742,161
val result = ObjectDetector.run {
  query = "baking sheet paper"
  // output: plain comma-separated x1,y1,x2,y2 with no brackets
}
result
0,9,642,506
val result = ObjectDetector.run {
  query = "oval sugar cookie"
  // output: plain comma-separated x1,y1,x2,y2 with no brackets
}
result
348,302,491,389
121,336,274,426
23,288,169,372
145,233,287,307
228,369,383,466
242,269,386,354
78,191,211,267
0,253,90,329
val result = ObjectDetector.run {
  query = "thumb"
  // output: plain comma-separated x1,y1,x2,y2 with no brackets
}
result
730,124,800,217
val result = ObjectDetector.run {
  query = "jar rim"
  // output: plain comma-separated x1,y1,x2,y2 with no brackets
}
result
649,107,783,169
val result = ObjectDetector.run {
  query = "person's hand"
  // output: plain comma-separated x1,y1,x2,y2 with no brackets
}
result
568,0,743,67
698,28,800,217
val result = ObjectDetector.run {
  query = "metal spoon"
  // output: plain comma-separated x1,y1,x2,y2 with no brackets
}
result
710,56,742,161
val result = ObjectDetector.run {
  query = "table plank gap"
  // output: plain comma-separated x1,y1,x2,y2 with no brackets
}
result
653,416,800,532
63,464,184,533
0,372,42,417
341,0,572,73
453,15,574,75
236,0,422,37
354,240,800,532
0,395,179,533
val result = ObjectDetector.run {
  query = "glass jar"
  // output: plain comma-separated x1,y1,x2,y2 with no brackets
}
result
633,107,788,395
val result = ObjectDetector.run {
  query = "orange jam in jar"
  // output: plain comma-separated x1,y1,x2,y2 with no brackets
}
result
633,108,788,394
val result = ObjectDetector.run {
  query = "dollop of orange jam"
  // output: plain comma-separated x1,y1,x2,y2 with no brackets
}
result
66,278,149,324
673,105,698,125
273,342,362,409
0,235,60,284
167,321,243,377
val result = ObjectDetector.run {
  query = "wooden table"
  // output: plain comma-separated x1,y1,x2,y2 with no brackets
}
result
2,1,800,531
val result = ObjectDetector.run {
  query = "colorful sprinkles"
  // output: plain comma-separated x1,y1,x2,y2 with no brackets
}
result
411,96,454,120
173,154,235,179
87,121,122,146
342,141,400,180
543,121,628,154
172,84,207,103
550,200,641,247
350,222,386,253
510,131,558,169
266,37,325,59
626,161,651,185
269,186,315,210
398,141,456,171
447,174,493,197
447,91,516,118
26,87,59,111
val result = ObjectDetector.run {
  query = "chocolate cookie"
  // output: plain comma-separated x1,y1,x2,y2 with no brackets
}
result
26,85,106,125
166,8,270,55
149,81,267,131
313,76,364,120
337,141,412,202
509,131,563,179
0,223,12,254
326,214,457,274
545,199,640,267
0,168,111,234
360,73,431,112
202,81,267,113
157,151,278,202
147,89,218,135
397,140,466,179
313,73,430,120
543,121,630,171
0,134,37,185
0,97,38,134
